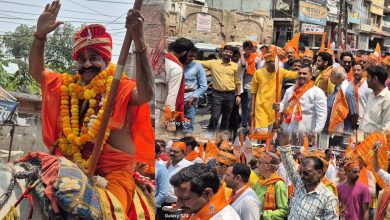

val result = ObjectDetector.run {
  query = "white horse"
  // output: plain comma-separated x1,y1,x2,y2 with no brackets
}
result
0,163,45,219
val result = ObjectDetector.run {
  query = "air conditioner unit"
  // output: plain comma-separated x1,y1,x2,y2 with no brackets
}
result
194,0,205,5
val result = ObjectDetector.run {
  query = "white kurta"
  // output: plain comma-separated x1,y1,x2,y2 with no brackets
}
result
231,187,261,220
210,205,241,220
360,88,390,133
280,85,327,134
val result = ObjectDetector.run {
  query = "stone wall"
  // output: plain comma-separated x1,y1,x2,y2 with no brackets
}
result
165,1,273,44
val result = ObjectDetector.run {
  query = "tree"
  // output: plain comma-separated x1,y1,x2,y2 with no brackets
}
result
0,23,79,94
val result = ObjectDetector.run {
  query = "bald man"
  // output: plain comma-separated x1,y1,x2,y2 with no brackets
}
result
324,66,358,147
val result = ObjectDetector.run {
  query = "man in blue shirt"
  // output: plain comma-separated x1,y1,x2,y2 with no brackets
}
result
324,66,359,147
155,143,170,219
183,47,208,133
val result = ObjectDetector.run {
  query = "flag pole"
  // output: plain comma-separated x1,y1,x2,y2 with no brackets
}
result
88,0,144,178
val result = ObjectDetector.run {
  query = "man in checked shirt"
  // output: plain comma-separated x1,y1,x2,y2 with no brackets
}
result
277,131,339,220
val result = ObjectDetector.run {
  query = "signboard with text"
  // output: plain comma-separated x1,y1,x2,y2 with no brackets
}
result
196,13,212,32
299,1,327,26
301,23,325,34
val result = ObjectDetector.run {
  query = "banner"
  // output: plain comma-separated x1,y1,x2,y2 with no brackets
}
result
299,1,327,26
0,100,18,124
301,23,325,34
196,13,212,32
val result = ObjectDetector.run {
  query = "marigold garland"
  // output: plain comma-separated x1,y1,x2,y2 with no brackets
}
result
59,63,116,169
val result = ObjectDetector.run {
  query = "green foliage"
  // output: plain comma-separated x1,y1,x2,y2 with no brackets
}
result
0,23,79,94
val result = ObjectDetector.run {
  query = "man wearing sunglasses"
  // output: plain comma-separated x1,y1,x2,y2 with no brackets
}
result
278,132,338,219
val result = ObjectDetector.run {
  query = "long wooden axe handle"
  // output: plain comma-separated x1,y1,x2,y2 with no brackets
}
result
88,0,144,178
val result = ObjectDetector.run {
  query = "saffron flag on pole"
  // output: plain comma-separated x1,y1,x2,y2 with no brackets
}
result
353,132,388,188
319,32,326,52
374,42,382,63
204,140,219,162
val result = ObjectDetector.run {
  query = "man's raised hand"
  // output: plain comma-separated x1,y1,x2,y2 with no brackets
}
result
36,0,64,38
126,9,145,43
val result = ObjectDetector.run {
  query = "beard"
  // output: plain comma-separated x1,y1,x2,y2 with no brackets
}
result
179,54,188,64
79,65,102,75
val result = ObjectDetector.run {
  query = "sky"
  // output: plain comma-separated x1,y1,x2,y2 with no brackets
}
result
0,0,136,71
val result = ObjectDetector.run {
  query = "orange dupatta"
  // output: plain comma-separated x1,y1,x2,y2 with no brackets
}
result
328,86,349,135
228,183,251,204
182,185,229,220
376,187,390,220
185,151,201,162
258,172,284,210
246,52,258,75
284,81,314,124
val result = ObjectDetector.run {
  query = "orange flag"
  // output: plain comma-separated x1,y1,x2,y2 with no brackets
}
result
303,135,309,150
375,42,382,63
327,34,331,50
346,136,353,155
204,140,219,162
353,132,388,188
285,33,301,52
328,89,349,135
319,32,326,52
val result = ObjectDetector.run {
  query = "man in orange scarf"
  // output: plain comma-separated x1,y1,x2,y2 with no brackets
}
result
170,163,240,220
180,136,203,163
239,41,261,128
224,163,261,220
274,65,327,139
252,152,288,219
29,1,154,218
325,66,359,147
315,52,335,96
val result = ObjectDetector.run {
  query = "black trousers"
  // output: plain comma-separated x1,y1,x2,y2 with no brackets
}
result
208,90,235,130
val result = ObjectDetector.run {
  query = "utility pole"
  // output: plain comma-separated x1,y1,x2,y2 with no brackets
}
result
338,0,344,49
344,1,348,50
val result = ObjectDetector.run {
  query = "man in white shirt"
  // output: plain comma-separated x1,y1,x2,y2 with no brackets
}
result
273,65,327,143
324,149,336,182
159,38,194,132
360,65,390,134
164,142,193,206
170,163,240,220
224,163,261,220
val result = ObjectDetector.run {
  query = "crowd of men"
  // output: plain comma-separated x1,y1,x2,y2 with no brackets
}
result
157,37,390,219
161,37,390,144
155,131,390,220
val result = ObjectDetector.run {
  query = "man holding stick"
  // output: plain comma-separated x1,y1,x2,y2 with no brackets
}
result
29,0,154,217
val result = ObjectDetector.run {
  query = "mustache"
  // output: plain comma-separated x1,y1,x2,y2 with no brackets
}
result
79,66,101,75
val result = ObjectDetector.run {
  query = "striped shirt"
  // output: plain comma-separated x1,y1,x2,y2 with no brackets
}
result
279,146,339,220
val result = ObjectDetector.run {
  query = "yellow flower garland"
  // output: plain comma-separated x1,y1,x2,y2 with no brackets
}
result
59,63,115,169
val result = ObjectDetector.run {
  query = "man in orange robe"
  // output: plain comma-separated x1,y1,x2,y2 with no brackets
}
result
28,1,154,218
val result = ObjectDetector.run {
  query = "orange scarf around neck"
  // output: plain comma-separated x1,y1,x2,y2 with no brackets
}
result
376,187,390,220
328,86,349,135
246,52,258,75
185,151,200,162
228,183,250,204
258,172,284,210
284,81,314,124
322,176,338,197
182,185,229,220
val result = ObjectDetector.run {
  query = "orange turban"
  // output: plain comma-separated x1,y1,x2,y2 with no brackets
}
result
344,159,360,171
259,152,280,165
171,141,187,152
216,151,239,166
73,24,113,62
253,147,265,158
220,140,232,151
264,53,276,62
383,55,390,67
304,49,314,58
284,45,295,52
